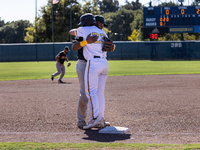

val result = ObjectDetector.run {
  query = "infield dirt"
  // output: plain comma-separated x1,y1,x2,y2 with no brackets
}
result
1,75,200,144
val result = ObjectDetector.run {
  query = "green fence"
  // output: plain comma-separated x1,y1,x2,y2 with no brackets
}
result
0,41,199,62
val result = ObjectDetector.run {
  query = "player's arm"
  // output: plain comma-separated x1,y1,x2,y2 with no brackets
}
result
72,33,98,51
55,55,61,66
72,42,82,51
65,56,71,67
69,29,76,36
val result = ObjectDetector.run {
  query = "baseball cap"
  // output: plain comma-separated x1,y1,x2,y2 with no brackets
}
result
78,13,96,26
95,15,108,27
64,46,70,51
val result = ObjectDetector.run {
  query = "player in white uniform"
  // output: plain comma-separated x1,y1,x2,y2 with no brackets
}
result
70,13,110,129
70,15,113,129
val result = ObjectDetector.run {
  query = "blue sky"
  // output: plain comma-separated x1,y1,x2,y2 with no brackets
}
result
0,0,193,23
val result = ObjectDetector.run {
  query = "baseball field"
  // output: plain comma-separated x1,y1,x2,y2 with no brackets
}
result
1,60,200,149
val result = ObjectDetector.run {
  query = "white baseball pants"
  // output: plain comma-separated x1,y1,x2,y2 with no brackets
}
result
85,56,108,120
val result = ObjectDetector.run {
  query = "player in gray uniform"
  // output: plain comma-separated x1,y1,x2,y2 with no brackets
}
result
51,46,71,83
72,35,97,128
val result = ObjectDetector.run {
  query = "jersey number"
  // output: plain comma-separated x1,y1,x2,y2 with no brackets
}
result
92,33,105,44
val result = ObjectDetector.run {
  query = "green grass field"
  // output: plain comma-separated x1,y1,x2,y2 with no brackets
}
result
1,60,200,149
1,60,200,81
1,142,200,150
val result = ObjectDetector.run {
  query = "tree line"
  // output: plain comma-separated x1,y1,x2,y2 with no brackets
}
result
0,0,200,43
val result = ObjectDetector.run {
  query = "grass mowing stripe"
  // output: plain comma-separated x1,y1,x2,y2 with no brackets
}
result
108,60,200,76
1,60,200,81
0,142,200,150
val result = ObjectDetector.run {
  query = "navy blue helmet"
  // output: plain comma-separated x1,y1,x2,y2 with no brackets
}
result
78,13,96,26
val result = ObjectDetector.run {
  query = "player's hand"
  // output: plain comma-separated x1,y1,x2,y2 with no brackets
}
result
86,33,98,44
67,62,71,67
112,44,116,52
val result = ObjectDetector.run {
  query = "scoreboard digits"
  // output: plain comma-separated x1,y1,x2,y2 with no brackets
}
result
150,33,158,39
197,8,200,14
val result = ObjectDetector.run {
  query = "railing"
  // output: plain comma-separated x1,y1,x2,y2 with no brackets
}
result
0,41,200,62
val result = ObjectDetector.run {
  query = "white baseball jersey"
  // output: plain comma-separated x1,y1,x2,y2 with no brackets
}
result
75,26,107,60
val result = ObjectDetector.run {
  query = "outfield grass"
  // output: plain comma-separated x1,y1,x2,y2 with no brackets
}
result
0,60,200,81
1,142,200,150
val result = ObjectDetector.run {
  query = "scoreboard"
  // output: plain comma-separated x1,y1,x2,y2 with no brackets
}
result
143,5,200,36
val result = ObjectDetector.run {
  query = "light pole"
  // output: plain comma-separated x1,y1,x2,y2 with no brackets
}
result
70,0,72,42
120,15,124,41
35,0,38,61
52,3,54,43
66,2,72,42
35,0,37,44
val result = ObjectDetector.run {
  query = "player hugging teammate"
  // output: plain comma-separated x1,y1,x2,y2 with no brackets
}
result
69,13,115,129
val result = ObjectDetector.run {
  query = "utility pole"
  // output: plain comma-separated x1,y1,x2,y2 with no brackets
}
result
120,15,124,41
35,0,38,61
52,3,54,43
52,0,55,60
35,0,37,44
70,0,72,42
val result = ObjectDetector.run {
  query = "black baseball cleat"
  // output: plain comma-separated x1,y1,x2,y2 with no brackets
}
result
58,79,64,83
51,75,54,81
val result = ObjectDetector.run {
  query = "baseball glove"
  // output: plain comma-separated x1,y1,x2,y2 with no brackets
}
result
72,37,83,43
102,37,114,52
67,62,71,67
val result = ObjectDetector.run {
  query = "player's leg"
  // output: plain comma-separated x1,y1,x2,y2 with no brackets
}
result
76,60,88,127
52,62,62,78
83,59,108,129
84,60,99,120
58,65,65,82
97,73,108,119
97,60,108,123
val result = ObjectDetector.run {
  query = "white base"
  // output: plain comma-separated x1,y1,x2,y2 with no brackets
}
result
99,126,129,134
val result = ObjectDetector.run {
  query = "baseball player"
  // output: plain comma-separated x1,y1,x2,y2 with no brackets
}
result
70,15,112,129
72,35,97,128
51,46,71,83
69,13,115,129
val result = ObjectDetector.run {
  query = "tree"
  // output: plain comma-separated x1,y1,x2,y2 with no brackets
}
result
103,8,137,41
98,0,119,13
157,1,178,6
24,26,35,43
128,29,140,41
25,0,82,43
191,0,200,5
82,0,101,14
129,9,143,40
123,0,142,11
0,20,5,28
0,20,32,43
161,33,197,41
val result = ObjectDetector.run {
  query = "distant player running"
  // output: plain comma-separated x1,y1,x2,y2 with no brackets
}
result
51,46,71,83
